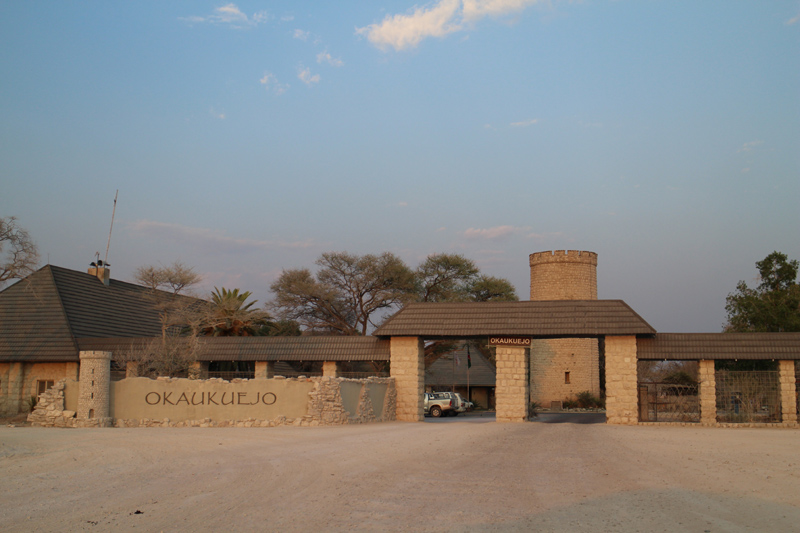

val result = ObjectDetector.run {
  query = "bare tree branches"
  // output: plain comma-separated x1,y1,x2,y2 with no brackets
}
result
0,216,40,287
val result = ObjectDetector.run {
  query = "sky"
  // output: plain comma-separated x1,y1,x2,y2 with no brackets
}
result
1,1,798,333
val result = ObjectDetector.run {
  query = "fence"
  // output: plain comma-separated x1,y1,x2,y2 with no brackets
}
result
637,382,700,422
715,370,781,423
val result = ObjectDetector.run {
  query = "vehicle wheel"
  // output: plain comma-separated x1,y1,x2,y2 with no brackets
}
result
430,406,443,417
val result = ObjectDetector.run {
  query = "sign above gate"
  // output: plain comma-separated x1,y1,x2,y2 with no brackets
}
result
488,336,531,347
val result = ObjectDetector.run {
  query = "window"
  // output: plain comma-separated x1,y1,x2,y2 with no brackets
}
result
37,380,54,396
564,372,570,384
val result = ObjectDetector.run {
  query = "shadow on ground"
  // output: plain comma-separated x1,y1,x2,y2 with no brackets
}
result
534,412,606,424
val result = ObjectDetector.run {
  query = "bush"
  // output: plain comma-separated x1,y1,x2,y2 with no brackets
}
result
528,401,540,419
563,391,605,410
562,398,578,409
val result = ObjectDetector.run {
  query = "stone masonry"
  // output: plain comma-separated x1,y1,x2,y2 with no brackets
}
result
390,336,424,421
529,250,601,406
604,336,638,425
495,346,529,422
698,360,717,425
779,360,797,424
77,351,112,424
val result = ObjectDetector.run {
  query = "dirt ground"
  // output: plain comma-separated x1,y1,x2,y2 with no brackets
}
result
1,417,799,532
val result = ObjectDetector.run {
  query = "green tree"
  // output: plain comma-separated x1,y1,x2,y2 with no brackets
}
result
725,251,800,332
270,251,416,335
0,216,39,287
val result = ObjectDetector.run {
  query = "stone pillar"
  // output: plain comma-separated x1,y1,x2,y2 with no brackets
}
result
77,351,111,419
188,361,209,380
322,361,339,378
496,346,530,422
698,360,717,425
390,337,424,422
779,360,797,424
604,336,638,425
254,361,275,379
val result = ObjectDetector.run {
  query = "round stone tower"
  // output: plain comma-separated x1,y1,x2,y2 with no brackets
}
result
77,351,112,420
529,250,597,300
528,250,601,407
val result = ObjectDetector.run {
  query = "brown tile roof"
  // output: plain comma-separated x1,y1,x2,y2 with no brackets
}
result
0,265,169,362
373,300,656,338
637,333,800,360
425,346,496,387
77,336,390,362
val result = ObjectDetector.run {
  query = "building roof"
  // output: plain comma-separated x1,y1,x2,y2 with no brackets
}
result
637,333,800,360
373,300,656,338
0,265,166,362
425,346,496,388
78,336,391,362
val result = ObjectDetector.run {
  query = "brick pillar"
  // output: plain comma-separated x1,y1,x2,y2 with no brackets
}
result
254,361,275,379
322,361,339,378
604,336,638,425
496,346,530,422
188,361,209,380
390,337,424,421
779,360,797,424
78,351,111,419
698,360,717,425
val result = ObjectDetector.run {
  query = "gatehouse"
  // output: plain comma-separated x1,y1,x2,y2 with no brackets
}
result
2,250,799,428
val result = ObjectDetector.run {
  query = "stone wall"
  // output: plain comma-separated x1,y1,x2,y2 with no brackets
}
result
604,336,638,425
495,346,529,422
77,351,111,421
530,338,600,406
28,376,395,428
529,250,597,300
390,337,424,421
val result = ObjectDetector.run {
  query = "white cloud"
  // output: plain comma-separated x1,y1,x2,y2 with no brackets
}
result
298,66,320,86
510,118,538,127
397,201,408,207
356,0,463,51
317,51,344,67
281,15,295,22
462,0,543,21
463,225,519,240
260,72,289,95
181,4,269,29
293,29,310,40
787,14,799,25
210,109,226,120
357,0,545,51
130,220,314,253
737,140,764,153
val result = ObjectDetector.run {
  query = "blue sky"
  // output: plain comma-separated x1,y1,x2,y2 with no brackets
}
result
2,1,798,332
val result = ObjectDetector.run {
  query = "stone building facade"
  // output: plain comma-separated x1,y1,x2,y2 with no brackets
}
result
529,250,601,406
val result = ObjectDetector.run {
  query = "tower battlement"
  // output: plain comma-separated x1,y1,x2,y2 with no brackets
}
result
529,250,597,267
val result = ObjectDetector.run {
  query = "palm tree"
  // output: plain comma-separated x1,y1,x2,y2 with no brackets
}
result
201,287,272,336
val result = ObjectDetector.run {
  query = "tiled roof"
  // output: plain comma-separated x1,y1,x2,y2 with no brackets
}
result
0,265,169,362
373,300,656,338
78,336,391,362
637,333,800,360
425,346,496,387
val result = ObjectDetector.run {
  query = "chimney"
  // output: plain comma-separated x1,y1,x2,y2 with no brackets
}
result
88,260,111,286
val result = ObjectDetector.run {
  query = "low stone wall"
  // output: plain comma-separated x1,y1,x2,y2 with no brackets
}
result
29,376,395,428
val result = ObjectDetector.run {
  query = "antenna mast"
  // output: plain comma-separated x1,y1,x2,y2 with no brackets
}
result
104,190,118,265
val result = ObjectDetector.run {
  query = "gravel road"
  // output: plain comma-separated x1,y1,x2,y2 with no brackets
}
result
1,419,798,532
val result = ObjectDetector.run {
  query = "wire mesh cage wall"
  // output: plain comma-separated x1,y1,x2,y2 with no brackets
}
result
637,382,700,422
637,360,699,422
715,370,781,423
